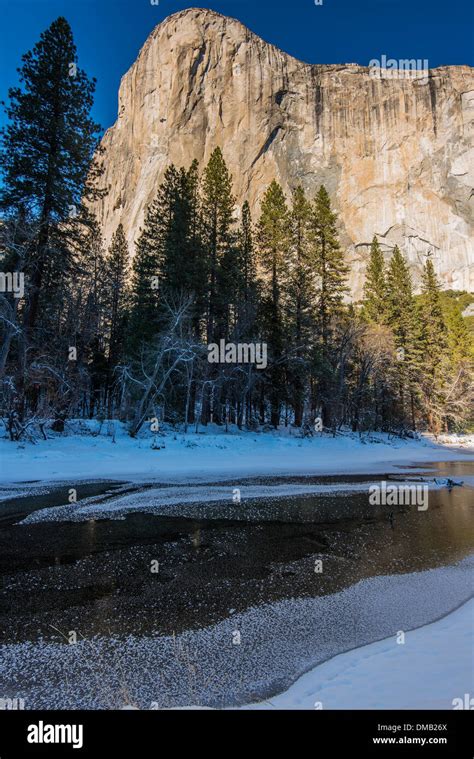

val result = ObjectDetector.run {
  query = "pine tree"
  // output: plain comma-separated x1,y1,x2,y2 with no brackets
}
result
418,257,447,429
287,186,313,426
362,236,388,323
200,148,236,341
310,185,349,427
0,17,103,420
127,166,179,353
311,186,349,346
441,298,473,430
183,160,207,338
386,247,413,342
66,218,108,419
235,200,259,333
143,161,208,339
0,17,102,341
160,167,192,294
256,180,290,427
419,257,446,350
359,236,390,432
444,300,471,367
127,228,161,353
386,246,421,428
106,224,129,369
238,201,256,303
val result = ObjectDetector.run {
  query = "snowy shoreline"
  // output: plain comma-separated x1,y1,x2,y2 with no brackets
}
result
1,557,472,710
0,423,472,486
242,597,474,710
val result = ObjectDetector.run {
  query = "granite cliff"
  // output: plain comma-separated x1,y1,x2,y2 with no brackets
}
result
90,8,474,297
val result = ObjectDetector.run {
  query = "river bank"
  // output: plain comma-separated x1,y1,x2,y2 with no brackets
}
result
0,422,472,485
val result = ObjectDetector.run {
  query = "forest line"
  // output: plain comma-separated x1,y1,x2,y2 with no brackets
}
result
0,18,472,441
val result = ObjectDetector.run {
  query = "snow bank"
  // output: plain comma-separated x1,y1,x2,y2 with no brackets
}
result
244,598,474,710
0,422,472,485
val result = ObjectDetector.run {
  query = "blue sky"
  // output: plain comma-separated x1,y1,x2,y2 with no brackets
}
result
1,0,472,134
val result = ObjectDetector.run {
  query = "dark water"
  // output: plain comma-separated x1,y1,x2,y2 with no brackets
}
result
399,460,474,476
0,481,126,525
0,462,473,643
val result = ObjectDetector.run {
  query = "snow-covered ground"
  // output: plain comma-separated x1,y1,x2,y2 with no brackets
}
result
0,421,472,485
2,557,472,709
244,598,474,710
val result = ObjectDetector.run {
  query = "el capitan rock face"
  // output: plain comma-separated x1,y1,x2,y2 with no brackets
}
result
90,7,474,297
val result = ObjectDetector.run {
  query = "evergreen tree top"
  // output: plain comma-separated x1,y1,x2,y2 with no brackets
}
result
0,16,102,217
